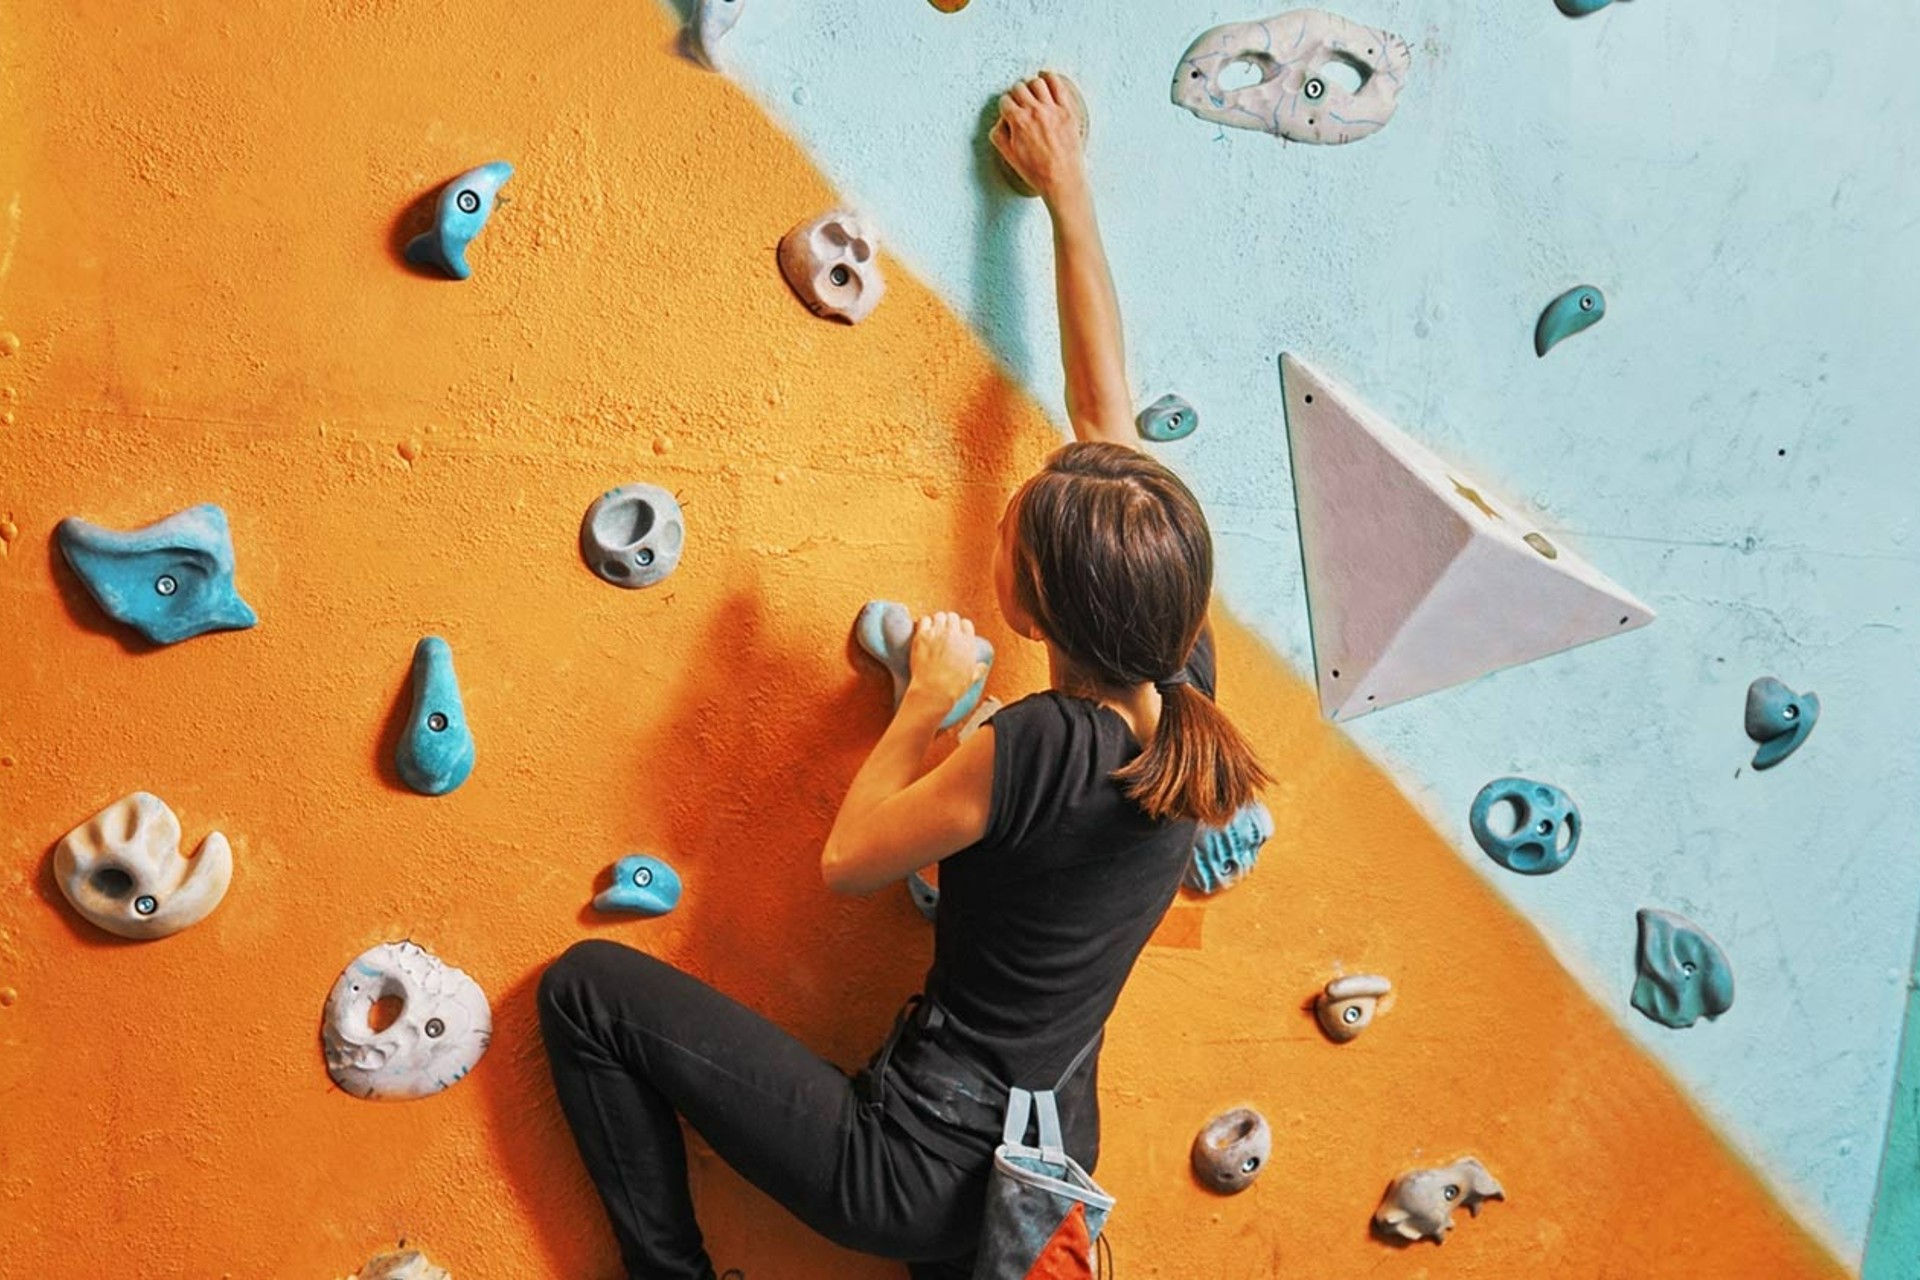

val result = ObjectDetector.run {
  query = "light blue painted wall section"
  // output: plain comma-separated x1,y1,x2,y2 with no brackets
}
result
696,0,1920,1260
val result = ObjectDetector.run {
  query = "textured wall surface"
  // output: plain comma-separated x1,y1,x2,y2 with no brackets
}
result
705,0,1920,1261
0,1,1891,1276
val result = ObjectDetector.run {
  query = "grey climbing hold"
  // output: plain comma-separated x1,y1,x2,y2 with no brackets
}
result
581,483,686,589
1191,1107,1271,1194
1314,973,1394,1043
687,0,744,69
1374,1158,1504,1243
1745,676,1818,770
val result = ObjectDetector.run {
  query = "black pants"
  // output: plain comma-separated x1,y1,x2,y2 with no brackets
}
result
538,939,984,1280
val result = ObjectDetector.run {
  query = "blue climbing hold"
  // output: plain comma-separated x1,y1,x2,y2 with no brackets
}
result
854,600,994,732
907,869,939,921
395,637,475,796
593,854,683,916
1554,0,1613,15
1534,284,1606,356
1136,394,1198,443
1745,676,1818,770
404,161,513,280
1469,777,1581,875
1184,800,1274,895
56,504,257,646
1631,908,1734,1029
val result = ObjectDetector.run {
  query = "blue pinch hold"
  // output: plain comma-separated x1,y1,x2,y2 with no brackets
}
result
395,636,475,796
404,161,514,281
854,600,994,732
1631,907,1735,1029
593,854,683,917
1469,777,1581,875
1534,284,1606,356
1745,676,1818,770
1554,0,1614,15
1184,799,1274,895
56,504,258,646
1136,394,1199,443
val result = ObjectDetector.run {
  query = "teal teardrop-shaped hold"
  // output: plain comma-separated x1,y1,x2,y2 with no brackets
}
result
1534,285,1606,356
404,161,514,281
396,636,475,796
1555,0,1613,14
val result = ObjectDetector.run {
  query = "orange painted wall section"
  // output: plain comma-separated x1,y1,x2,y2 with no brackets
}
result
0,3,1849,1276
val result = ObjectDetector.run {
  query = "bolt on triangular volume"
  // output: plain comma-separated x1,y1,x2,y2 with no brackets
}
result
1278,354,1654,720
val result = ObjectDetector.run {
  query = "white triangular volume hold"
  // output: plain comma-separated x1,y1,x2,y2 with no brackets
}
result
1279,354,1653,720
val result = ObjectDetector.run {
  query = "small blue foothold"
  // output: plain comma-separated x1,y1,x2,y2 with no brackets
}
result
1469,777,1581,875
593,854,683,916
1555,0,1613,14
1136,394,1199,443
1745,677,1818,770
907,869,939,921
56,504,257,646
1535,285,1606,356
854,600,994,732
1632,907,1734,1028
404,161,513,281
1184,800,1273,895
396,637,475,796
688,0,744,69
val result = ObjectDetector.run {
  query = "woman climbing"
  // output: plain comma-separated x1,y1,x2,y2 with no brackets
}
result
537,71,1269,1280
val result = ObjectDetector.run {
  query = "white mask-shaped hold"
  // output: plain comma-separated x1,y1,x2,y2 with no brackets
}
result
778,210,885,324
1171,9,1411,145
344,1249,452,1280
322,941,492,1101
54,792,233,940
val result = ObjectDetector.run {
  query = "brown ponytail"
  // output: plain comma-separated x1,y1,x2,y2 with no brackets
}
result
1011,442,1269,827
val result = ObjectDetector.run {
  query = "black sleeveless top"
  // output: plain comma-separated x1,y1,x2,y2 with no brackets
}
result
874,629,1218,1170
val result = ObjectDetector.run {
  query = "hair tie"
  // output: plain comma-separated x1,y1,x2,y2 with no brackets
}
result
1154,670,1191,694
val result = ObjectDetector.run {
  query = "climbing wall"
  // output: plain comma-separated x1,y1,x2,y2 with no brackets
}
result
0,0,1905,1276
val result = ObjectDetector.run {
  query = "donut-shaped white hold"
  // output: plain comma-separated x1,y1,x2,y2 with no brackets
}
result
322,941,492,1101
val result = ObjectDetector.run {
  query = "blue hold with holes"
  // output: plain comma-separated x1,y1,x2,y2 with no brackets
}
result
594,854,683,916
56,504,258,646
1469,777,1581,875
1136,393,1199,443
396,636,475,796
405,161,514,280
1184,799,1274,895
